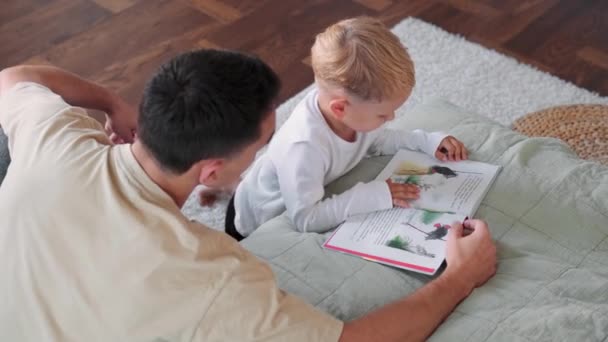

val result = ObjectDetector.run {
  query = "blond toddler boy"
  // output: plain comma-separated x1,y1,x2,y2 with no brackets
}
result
227,17,467,240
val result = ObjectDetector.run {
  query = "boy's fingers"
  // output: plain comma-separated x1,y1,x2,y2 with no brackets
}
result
436,149,447,161
402,184,420,192
392,199,410,208
391,183,420,192
456,143,464,161
391,190,420,200
452,142,462,161
442,140,457,161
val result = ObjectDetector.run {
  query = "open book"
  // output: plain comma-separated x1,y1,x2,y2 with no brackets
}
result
324,149,501,275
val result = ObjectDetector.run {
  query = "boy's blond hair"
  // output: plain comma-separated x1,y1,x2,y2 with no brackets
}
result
311,16,414,101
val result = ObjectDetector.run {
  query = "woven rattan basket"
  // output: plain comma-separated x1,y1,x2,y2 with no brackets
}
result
513,104,608,165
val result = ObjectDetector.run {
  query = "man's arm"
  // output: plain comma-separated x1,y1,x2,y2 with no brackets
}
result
339,220,497,342
0,65,136,142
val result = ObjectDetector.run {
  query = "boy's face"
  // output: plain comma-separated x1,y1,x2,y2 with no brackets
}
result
341,90,411,132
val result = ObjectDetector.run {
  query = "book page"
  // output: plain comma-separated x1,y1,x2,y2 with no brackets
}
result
324,208,466,275
375,150,501,216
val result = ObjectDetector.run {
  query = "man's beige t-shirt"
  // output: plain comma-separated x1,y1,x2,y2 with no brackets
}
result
0,83,343,341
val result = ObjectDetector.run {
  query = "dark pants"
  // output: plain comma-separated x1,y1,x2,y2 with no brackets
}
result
0,129,10,186
225,196,245,241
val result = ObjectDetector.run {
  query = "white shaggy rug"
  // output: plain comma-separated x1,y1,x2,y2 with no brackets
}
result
182,17,608,230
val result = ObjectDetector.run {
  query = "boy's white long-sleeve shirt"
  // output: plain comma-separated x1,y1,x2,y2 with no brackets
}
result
234,88,446,236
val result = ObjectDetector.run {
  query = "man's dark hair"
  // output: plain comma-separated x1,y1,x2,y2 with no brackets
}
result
138,49,280,174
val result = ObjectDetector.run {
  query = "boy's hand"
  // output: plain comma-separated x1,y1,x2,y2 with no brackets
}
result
386,179,420,208
435,136,468,162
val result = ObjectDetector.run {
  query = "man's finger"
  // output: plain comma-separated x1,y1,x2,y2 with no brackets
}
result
116,128,135,144
109,133,124,145
464,219,489,237
448,221,464,241
104,121,112,135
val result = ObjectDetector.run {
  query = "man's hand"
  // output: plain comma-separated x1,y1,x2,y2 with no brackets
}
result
386,179,420,208
104,98,138,144
435,136,468,161
445,219,497,293
339,218,497,342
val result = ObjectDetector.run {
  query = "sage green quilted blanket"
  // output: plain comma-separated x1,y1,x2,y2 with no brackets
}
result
242,99,608,341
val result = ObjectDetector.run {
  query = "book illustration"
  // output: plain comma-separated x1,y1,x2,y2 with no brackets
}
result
426,223,449,240
421,210,443,224
394,161,458,178
386,234,436,258
391,162,458,191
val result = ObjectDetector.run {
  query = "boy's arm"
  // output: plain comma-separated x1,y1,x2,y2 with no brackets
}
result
276,142,393,233
369,128,447,157
0,65,136,142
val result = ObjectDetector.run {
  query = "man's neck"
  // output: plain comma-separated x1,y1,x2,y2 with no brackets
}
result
317,98,357,142
130,141,197,207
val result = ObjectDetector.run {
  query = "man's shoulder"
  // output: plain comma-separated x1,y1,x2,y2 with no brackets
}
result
1,82,65,124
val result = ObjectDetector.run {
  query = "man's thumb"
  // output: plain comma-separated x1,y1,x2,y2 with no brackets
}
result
448,221,464,241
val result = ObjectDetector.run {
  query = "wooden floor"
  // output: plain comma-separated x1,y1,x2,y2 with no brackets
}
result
1,0,607,111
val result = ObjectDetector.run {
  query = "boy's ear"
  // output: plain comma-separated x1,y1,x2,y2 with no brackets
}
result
197,159,224,187
329,98,348,120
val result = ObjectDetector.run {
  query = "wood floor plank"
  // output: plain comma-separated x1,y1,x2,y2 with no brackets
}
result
417,2,487,37
525,0,608,94
354,0,393,12
375,0,435,27
220,0,273,16
0,0,110,68
0,0,52,24
438,0,502,18
276,60,314,103
183,0,242,23
469,0,560,44
578,47,608,71
38,0,216,77
504,0,590,55
90,26,220,105
91,0,141,13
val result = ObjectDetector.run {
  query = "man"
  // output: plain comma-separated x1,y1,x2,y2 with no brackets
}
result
0,49,496,341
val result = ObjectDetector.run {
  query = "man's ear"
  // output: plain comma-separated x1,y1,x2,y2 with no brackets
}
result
197,159,224,187
329,98,348,120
